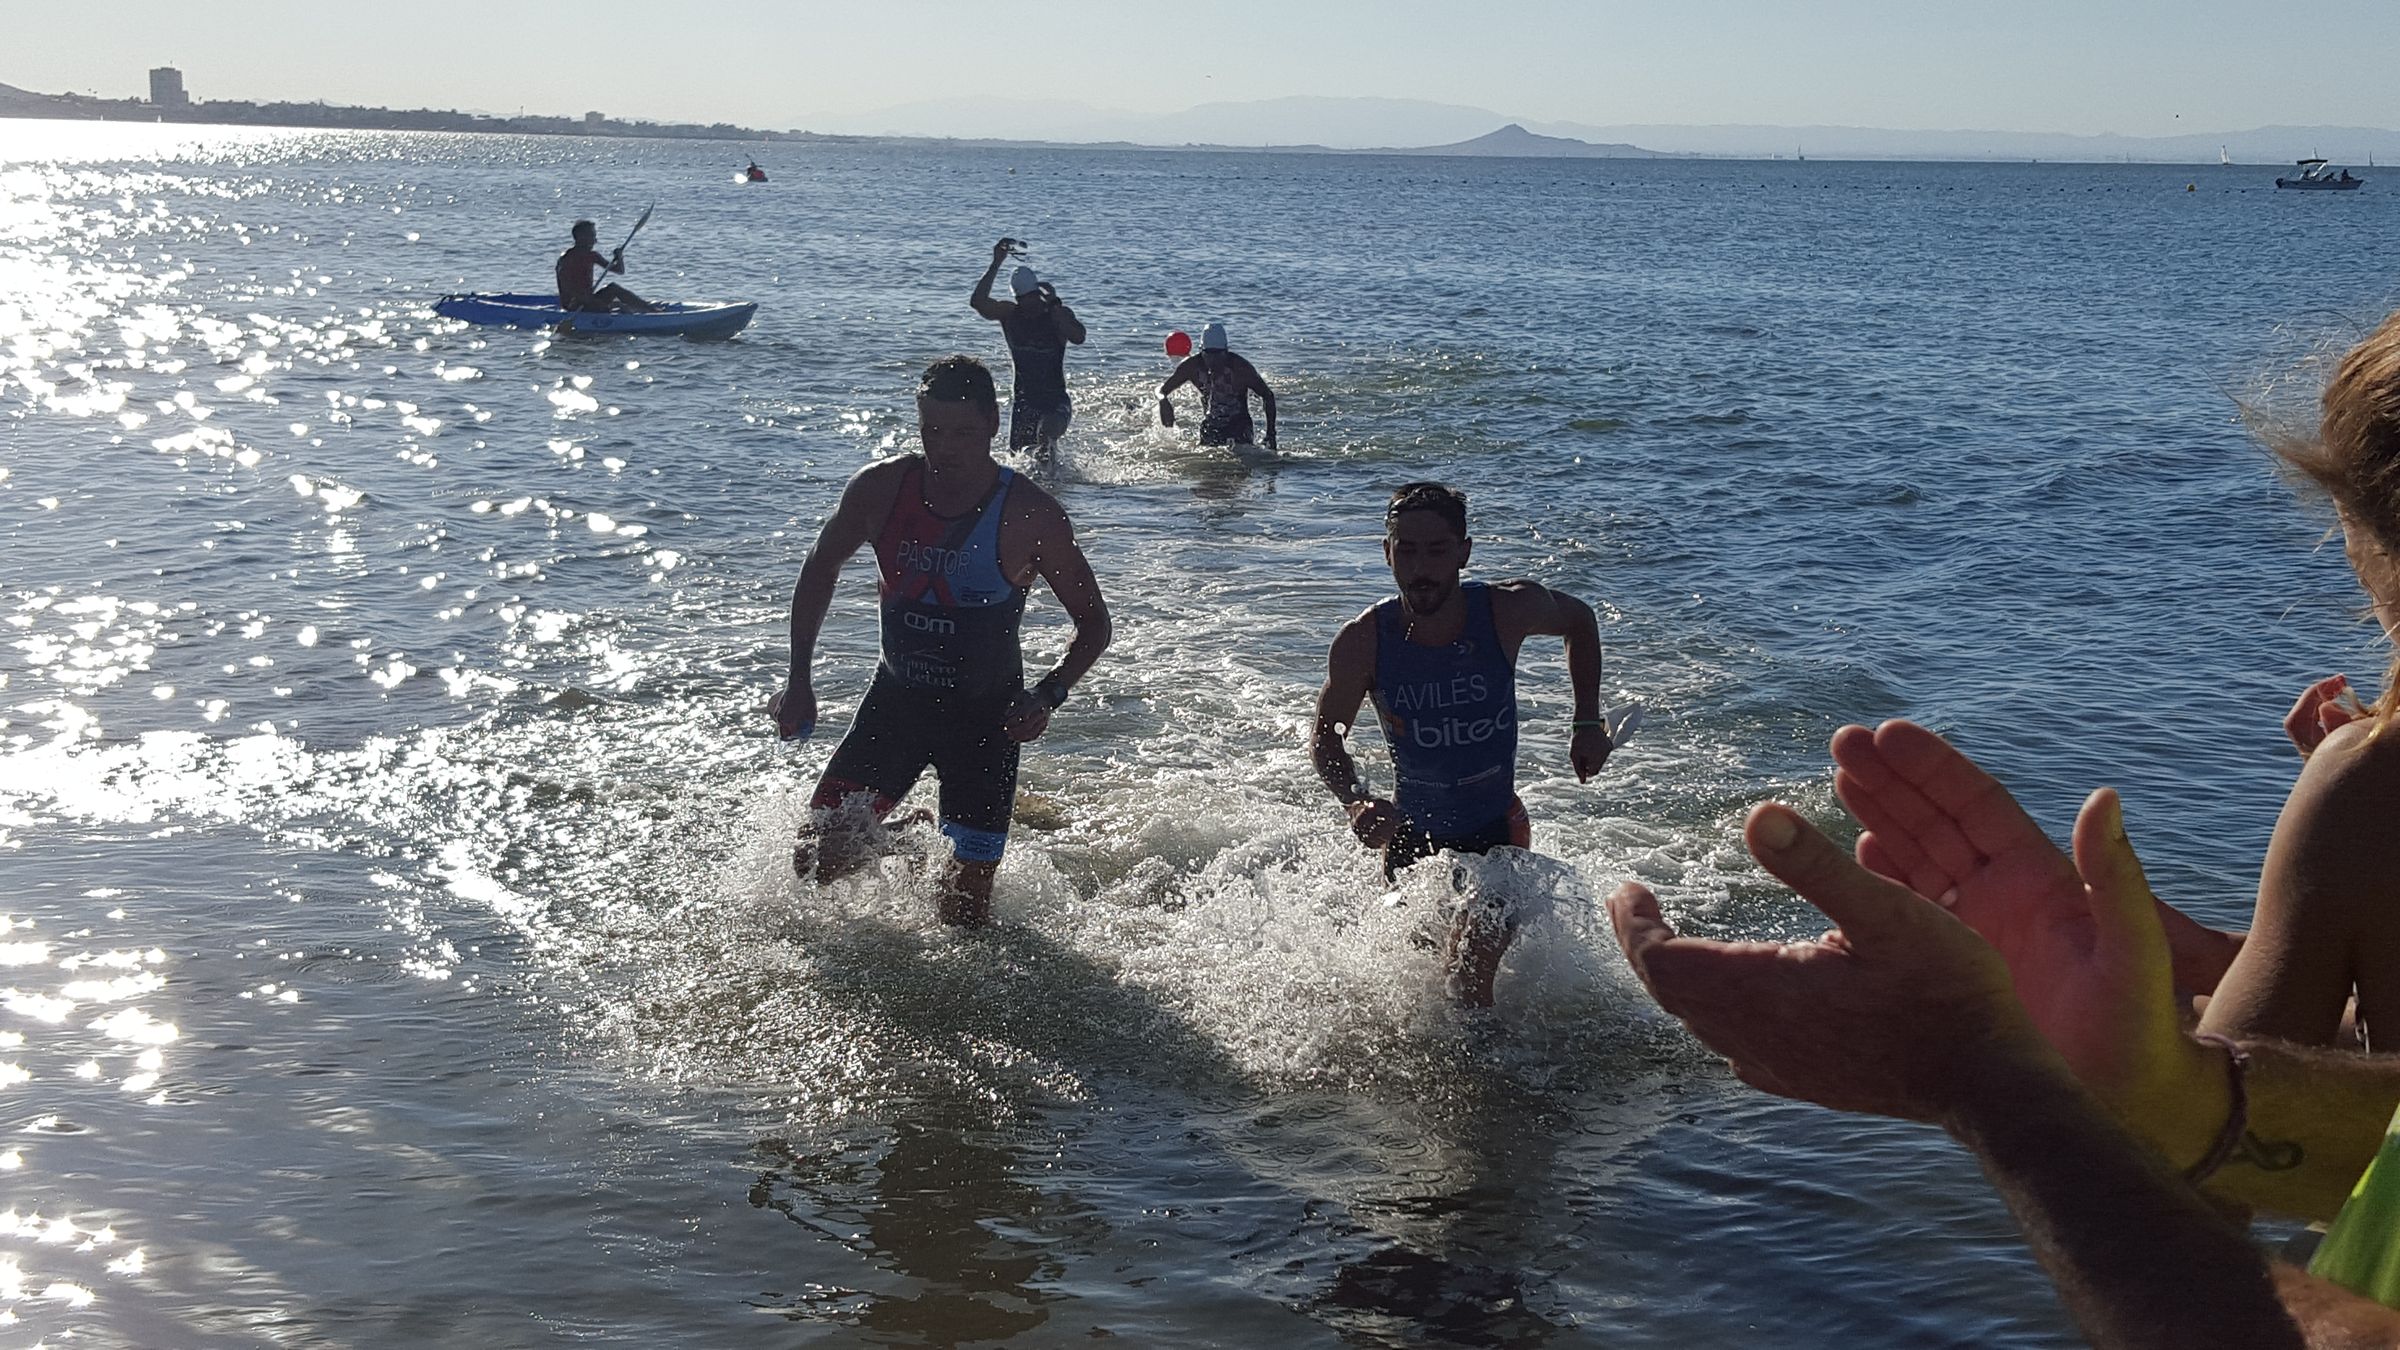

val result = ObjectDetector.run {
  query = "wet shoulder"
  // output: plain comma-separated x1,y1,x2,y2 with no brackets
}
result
1485,576,1546,616
997,470,1073,573
848,453,917,493
1001,470,1070,532
1485,578,1562,649
838,454,915,517
1327,606,1381,683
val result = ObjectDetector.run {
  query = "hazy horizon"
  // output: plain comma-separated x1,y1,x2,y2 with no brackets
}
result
9,0,2398,143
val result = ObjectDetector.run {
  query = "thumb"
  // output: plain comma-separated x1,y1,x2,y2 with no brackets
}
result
1606,882,1680,995
2069,789,2166,955
1744,802,1921,948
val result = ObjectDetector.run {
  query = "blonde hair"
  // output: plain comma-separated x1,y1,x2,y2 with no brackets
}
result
2257,310,2400,727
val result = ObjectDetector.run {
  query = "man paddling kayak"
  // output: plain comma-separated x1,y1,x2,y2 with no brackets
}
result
556,219,658,314
1311,482,1614,1005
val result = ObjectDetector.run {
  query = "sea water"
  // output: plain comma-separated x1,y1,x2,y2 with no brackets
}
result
0,120,2391,1345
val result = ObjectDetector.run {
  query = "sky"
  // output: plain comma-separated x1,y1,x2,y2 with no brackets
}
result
9,0,2398,137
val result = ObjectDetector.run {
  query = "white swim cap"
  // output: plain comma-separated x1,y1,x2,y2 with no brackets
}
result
1201,321,1228,350
1010,266,1041,296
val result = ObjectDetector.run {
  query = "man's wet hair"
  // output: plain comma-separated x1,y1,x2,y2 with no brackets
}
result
918,355,998,415
1386,481,1468,539
572,219,596,237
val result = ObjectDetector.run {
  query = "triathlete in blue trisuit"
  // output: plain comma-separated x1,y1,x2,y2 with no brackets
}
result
1310,482,1614,1005
770,356,1112,926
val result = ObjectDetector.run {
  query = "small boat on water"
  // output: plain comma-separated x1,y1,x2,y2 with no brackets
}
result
432,293,757,339
2276,158,2364,190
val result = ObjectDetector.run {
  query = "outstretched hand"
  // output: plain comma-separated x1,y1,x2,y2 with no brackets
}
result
1829,721,2223,1135
1609,802,2055,1123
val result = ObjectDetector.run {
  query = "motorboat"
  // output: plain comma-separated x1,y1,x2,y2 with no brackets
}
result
432,293,757,339
2276,158,2363,190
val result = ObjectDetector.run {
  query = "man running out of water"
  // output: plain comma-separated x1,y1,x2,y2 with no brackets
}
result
770,355,1112,925
556,220,657,313
1311,482,1613,1005
970,237,1087,462
1159,322,1277,449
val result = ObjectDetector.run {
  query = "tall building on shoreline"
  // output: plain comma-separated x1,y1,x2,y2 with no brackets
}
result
148,67,188,108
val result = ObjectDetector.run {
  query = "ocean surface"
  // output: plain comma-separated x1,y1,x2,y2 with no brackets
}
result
1,120,2392,1346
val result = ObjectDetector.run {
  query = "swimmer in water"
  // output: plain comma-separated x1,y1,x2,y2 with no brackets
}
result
770,355,1112,925
970,237,1086,465
1310,482,1614,1006
1159,322,1277,449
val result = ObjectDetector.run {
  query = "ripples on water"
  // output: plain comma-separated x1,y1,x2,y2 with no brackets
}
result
0,121,2393,1344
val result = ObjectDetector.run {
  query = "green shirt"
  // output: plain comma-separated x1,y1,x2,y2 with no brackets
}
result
2311,1104,2400,1304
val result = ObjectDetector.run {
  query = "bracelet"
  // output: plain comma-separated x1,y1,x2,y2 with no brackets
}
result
1571,719,1611,731
2184,1033,2251,1184
1033,675,1070,710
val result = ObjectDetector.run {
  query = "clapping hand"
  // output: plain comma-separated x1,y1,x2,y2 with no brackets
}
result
1828,720,2224,1128
1610,802,2057,1124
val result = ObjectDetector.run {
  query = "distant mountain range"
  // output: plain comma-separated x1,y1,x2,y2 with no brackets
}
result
10,76,2396,164
796,95,1512,150
798,94,2400,164
1399,124,1669,159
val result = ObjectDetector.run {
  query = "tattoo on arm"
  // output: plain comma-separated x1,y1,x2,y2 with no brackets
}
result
2233,1133,2305,1173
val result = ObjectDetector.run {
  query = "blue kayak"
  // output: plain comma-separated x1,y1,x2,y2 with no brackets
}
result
432,292,757,340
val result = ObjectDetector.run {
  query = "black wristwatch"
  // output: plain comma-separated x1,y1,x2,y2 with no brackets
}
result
1034,675,1070,710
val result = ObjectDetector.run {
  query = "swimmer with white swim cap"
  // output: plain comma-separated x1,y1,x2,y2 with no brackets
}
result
1160,321,1278,449
970,237,1086,465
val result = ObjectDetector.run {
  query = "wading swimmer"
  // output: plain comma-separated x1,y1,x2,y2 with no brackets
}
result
556,219,657,313
971,237,1086,464
769,356,1111,926
1311,482,1613,1006
1159,322,1277,449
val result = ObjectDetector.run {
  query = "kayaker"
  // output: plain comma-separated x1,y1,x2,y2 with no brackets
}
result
556,220,657,314
745,161,767,182
970,237,1086,463
1159,322,1277,449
